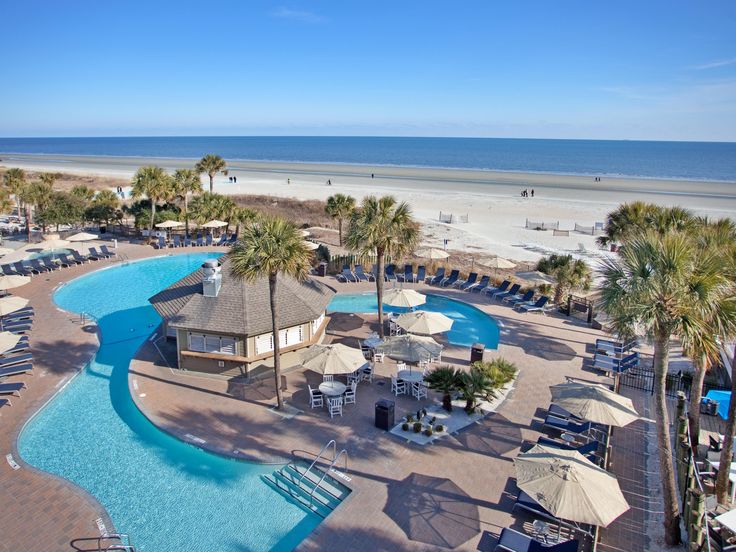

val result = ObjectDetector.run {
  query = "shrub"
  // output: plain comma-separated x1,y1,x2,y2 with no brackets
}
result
424,365,463,412
472,358,518,393
413,422,422,433
435,424,444,432
401,422,409,431
424,428,433,437
406,414,414,423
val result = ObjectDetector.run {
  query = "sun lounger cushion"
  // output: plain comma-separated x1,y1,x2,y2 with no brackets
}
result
0,353,33,367
0,363,32,378
0,382,26,394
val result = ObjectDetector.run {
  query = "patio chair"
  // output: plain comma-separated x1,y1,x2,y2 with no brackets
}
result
391,375,406,395
206,234,213,246
184,235,192,247
481,280,510,297
458,272,478,289
596,338,637,355
71,250,91,263
339,265,358,283
0,381,26,395
516,296,550,313
495,527,579,552
92,246,113,259
1,264,18,276
2,310,34,323
344,381,357,405
0,363,32,378
709,435,723,452
354,264,374,282
100,245,116,257
7,325,31,335
308,385,323,408
397,264,413,283
428,267,445,285
537,436,601,457
372,351,384,363
543,414,603,439
58,254,82,266
196,235,204,247
41,257,61,271
323,374,334,382
415,265,426,283
86,248,104,261
327,396,343,418
228,233,238,244
347,370,362,386
412,381,428,400
0,353,33,368
439,269,460,287
12,262,36,276
361,363,374,383
28,259,52,273
466,274,489,292
215,234,228,246
505,289,534,305
172,234,182,248
0,398,10,409
593,351,639,374
385,264,397,281
1,342,30,357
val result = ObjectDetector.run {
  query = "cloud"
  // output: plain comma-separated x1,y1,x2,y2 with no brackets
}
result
270,7,326,23
692,58,736,70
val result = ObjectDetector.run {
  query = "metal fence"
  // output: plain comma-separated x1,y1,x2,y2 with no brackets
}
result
619,366,729,400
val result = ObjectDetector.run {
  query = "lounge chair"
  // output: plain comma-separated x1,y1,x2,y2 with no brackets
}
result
172,235,182,248
440,269,460,287
7,325,31,335
183,235,191,247
41,257,62,270
0,398,10,409
216,234,228,246
100,245,116,257
228,234,238,245
354,264,374,282
58,254,82,266
196,235,204,247
415,265,426,283
428,267,446,285
456,272,477,289
397,264,413,283
13,262,35,276
1,342,30,357
28,259,52,273
3,311,34,323
0,363,32,378
384,264,397,281
537,436,601,457
466,275,490,292
86,248,103,260
593,351,639,374
516,296,550,313
71,250,91,263
543,414,602,438
206,234,213,246
91,246,113,259
495,527,579,552
338,265,357,283
481,280,510,296
505,289,534,305
1,264,18,276
0,353,33,368
493,283,521,301
596,338,636,355
0,381,26,395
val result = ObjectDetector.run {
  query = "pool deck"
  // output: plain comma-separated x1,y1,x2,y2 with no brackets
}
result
0,248,657,552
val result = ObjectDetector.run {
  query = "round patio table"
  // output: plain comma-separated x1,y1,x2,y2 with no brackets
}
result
319,381,347,396
397,370,423,383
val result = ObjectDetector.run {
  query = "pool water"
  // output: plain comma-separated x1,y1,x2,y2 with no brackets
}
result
18,253,320,552
328,292,500,348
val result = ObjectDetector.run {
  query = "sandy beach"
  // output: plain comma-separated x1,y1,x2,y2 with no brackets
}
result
3,153,736,262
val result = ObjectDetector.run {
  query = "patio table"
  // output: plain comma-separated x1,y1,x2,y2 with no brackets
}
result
710,460,736,502
319,381,347,397
397,370,423,383
363,336,383,348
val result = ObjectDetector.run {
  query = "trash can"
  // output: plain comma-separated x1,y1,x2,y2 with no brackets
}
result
701,398,719,416
317,262,328,277
99,225,107,234
470,342,485,364
375,399,395,430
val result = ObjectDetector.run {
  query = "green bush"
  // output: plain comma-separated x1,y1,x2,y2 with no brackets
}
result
406,414,414,423
424,428,433,437
435,424,444,432
413,422,422,433
401,422,409,431
472,358,517,390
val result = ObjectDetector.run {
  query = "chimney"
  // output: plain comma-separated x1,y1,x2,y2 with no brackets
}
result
202,260,222,297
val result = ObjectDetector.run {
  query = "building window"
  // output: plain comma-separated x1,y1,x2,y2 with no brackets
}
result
188,333,236,355
255,333,274,355
255,326,304,354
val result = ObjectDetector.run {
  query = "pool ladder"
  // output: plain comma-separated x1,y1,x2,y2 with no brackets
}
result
96,533,136,551
296,439,349,507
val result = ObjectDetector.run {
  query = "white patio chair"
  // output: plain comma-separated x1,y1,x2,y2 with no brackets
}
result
328,396,343,418
373,352,384,363
391,375,406,396
361,363,374,383
323,374,334,382
308,385,323,409
412,381,428,400
344,381,357,405
347,370,361,385
396,361,407,372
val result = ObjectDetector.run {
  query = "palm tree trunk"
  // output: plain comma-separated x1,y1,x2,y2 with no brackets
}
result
150,201,156,233
376,249,385,338
184,195,189,236
209,175,214,193
653,333,682,545
687,356,707,453
716,344,736,505
269,272,284,410
338,218,343,246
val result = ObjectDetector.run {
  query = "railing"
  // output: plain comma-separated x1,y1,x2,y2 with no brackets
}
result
307,448,348,507
297,439,336,489
96,534,135,552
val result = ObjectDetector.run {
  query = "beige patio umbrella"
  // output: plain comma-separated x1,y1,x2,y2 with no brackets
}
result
0,275,31,291
515,270,556,285
0,331,22,355
514,445,629,527
383,288,426,309
0,296,28,316
39,239,70,251
155,220,184,229
201,220,228,229
66,232,100,242
415,247,449,260
301,343,367,376
478,256,516,270
0,247,14,256
397,311,453,336
376,334,443,364
550,381,639,427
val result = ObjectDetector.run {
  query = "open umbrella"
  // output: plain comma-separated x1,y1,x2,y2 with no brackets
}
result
397,311,453,335
415,247,449,260
376,334,443,364
514,444,629,527
0,331,21,355
515,270,556,285
0,275,31,291
383,288,426,309
301,343,367,376
550,381,639,427
66,232,100,242
39,239,70,251
478,256,516,270
0,247,14,256
201,220,228,229
0,296,29,330
155,220,184,229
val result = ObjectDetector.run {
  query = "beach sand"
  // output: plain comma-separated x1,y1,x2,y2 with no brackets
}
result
3,153,735,262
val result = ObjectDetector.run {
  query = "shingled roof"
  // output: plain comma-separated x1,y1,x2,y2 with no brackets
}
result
149,259,335,336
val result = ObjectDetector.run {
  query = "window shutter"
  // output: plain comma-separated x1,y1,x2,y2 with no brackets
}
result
204,335,220,353
255,333,274,355
189,334,205,352
220,337,236,355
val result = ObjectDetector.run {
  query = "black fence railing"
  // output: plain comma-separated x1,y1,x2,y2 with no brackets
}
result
619,367,729,400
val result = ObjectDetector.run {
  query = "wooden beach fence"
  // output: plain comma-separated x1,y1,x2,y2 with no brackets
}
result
525,219,559,230
439,212,469,224
573,223,603,235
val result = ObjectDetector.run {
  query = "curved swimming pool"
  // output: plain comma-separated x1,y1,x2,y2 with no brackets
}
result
18,253,320,552
328,292,500,348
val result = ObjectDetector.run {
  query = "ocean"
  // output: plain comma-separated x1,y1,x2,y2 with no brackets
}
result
0,136,734,182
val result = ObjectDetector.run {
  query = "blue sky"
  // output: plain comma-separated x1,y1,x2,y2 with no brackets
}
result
1,0,735,141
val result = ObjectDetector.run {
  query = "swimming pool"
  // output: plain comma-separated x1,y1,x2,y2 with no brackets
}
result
328,293,500,348
18,253,320,552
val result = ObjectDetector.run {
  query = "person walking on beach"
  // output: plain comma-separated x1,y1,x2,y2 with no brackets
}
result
531,189,534,197
327,179,332,186
287,178,290,184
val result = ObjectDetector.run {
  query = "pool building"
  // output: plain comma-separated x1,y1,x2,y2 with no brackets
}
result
149,258,335,377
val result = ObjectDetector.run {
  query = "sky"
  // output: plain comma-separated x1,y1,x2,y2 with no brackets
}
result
1,0,735,141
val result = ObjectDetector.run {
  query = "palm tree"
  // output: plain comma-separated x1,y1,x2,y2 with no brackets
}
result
228,216,311,410
3,168,26,219
325,194,356,246
195,154,228,193
131,166,172,233
94,189,121,208
536,254,592,304
459,367,494,413
20,180,54,233
424,366,462,412
599,230,728,545
171,169,203,236
70,184,95,203
717,341,736,505
345,196,420,338
189,192,235,228
229,206,258,237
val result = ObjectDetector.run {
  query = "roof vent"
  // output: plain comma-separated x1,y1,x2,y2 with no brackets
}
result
202,260,222,298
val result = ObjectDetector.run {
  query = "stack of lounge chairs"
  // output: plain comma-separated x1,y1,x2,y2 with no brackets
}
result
0,304,34,414
154,233,238,249
0,246,121,277
336,264,376,283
